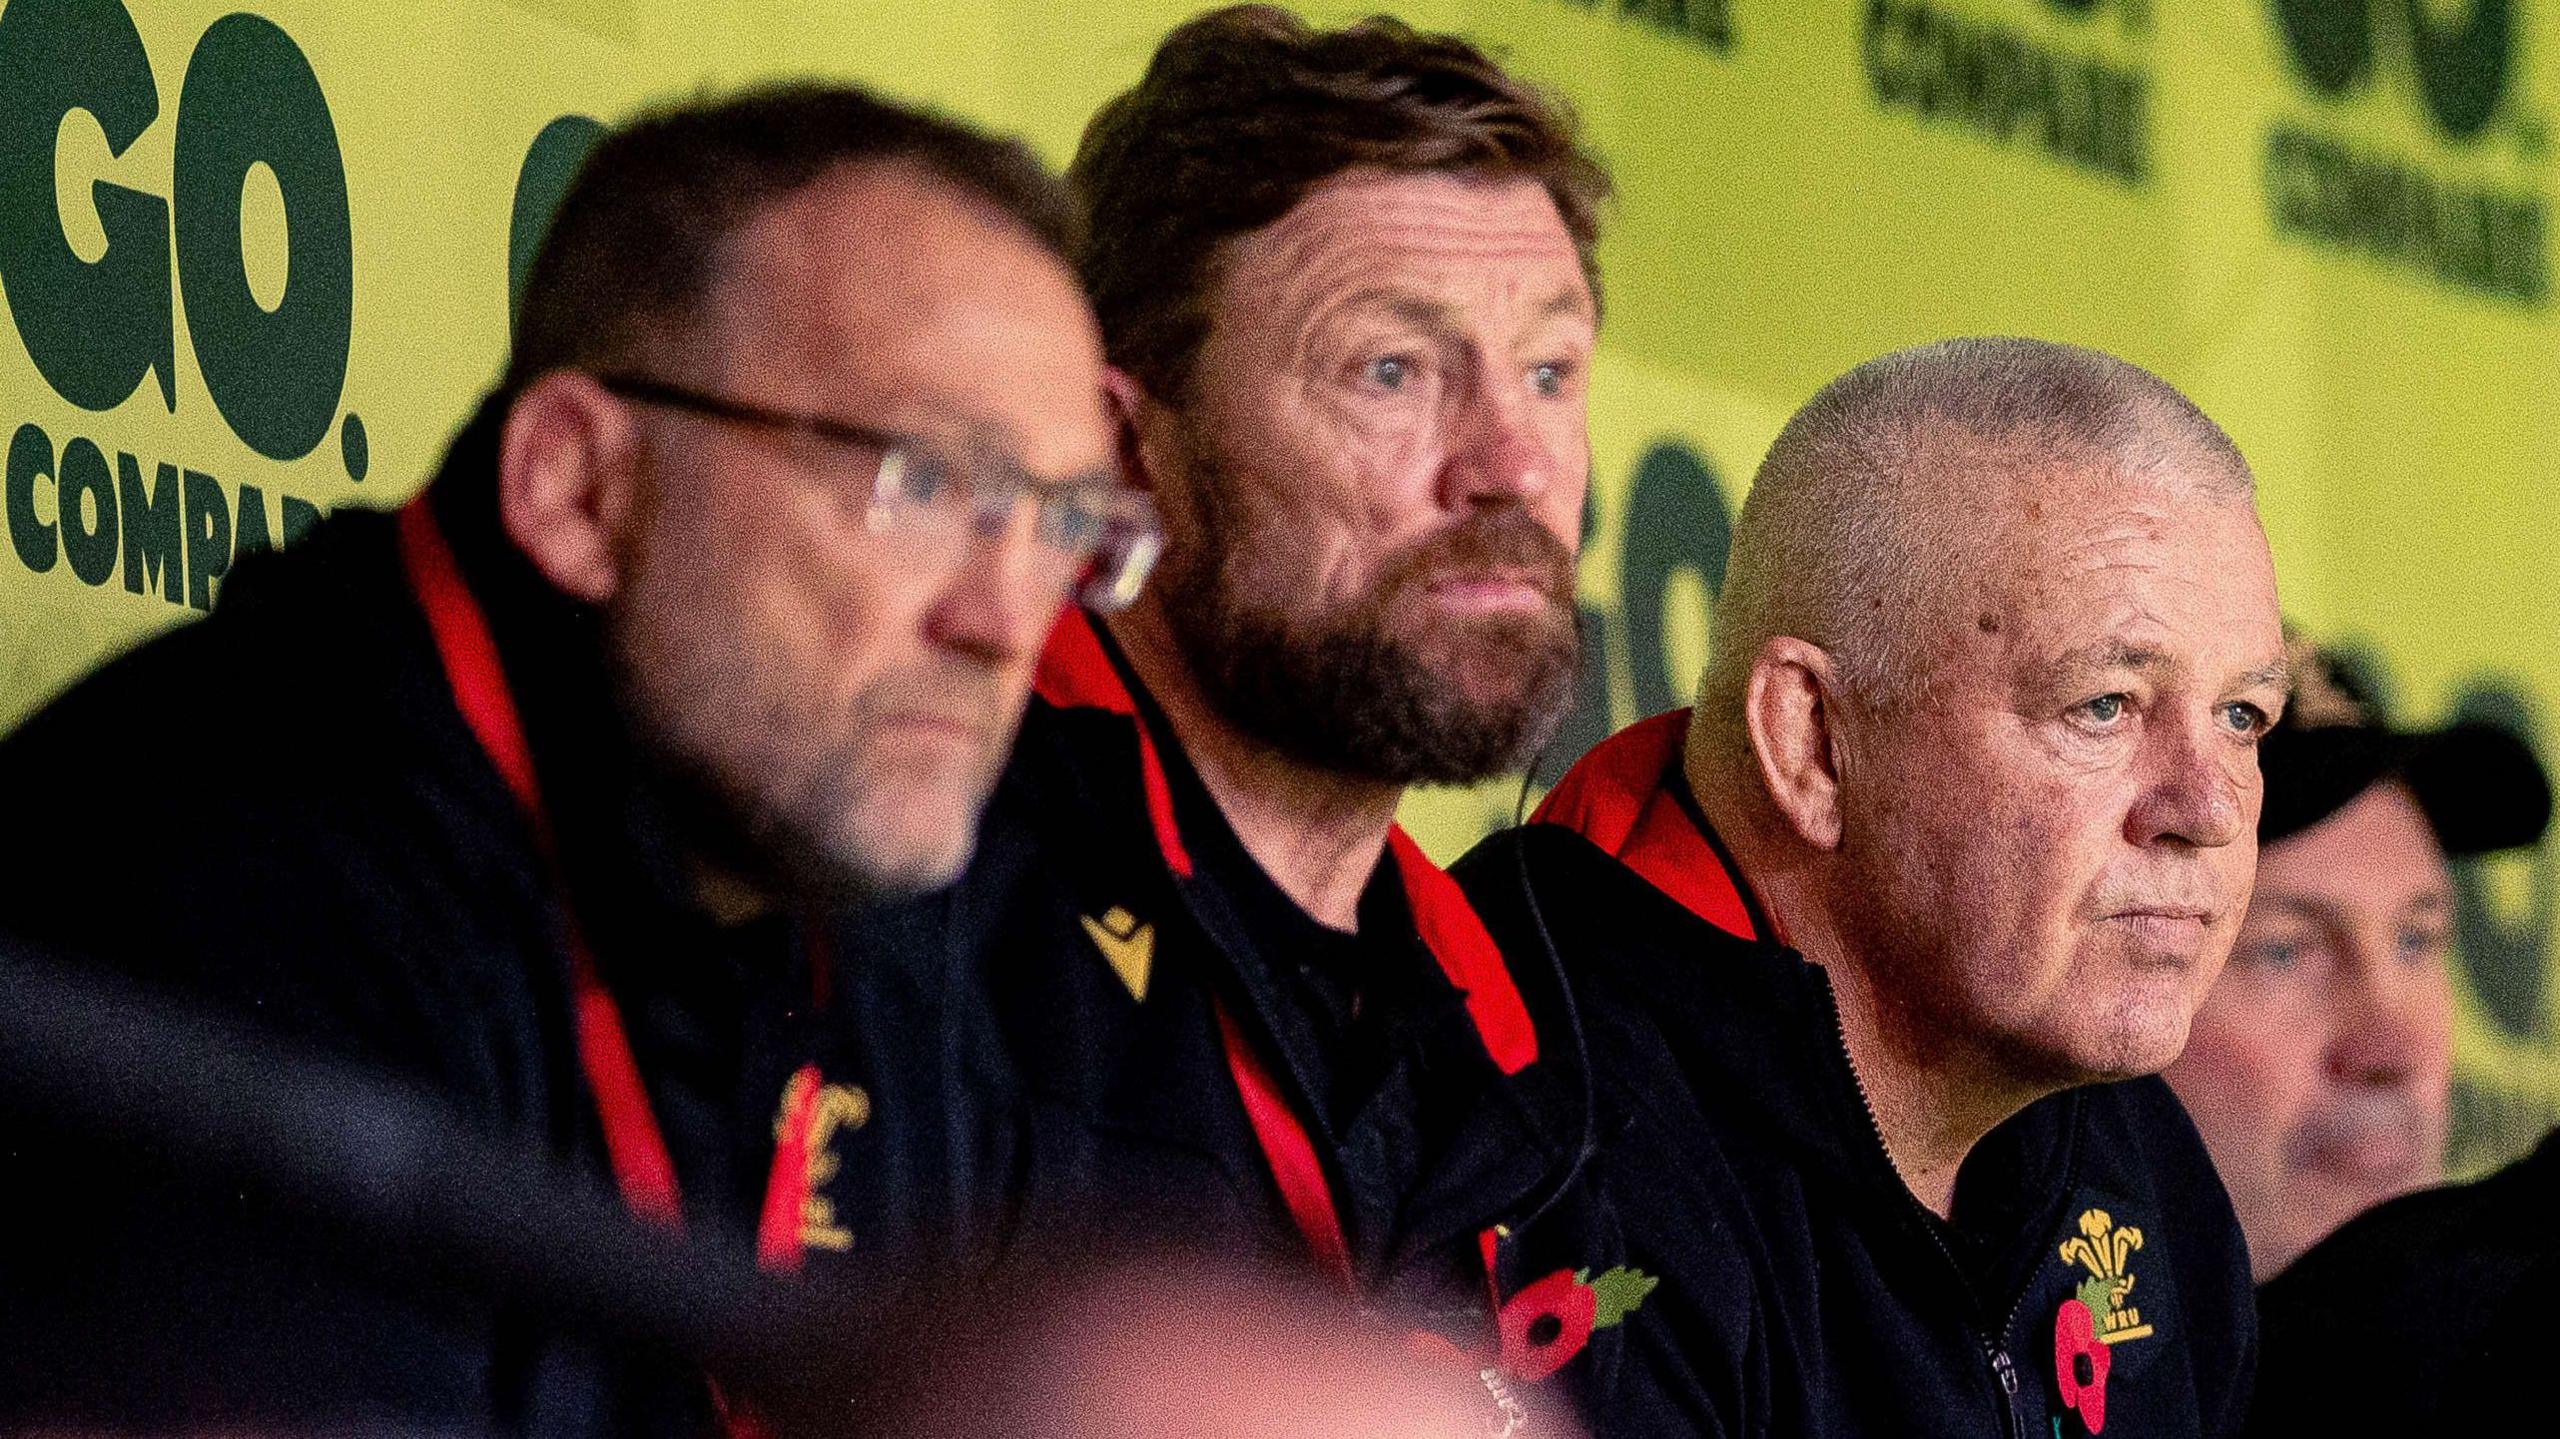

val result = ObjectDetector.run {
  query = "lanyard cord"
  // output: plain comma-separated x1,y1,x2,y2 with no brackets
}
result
395,499,822,1273
1214,1000,1358,1291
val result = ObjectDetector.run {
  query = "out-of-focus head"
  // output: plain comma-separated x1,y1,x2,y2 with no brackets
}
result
1071,5,1611,784
2167,643,2553,1279
495,85,1134,902
868,1265,1574,1439
1692,337,2287,1089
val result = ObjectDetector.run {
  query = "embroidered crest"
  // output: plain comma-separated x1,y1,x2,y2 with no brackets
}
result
1080,906,1154,1000
2057,1208,2154,1345
2052,1208,2156,1435
774,1079,869,1252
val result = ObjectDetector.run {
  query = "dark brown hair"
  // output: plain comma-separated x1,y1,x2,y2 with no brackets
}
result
1070,5,1611,399
506,81,1082,391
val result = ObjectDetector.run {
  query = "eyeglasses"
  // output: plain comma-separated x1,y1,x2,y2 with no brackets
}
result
593,373,1162,612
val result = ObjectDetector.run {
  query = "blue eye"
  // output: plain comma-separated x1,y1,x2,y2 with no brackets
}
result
2396,926,2448,964
2241,941,2301,973
1363,356,1413,392
2079,694,2126,725
883,450,955,507
1531,361,1569,397
2219,700,2272,738
1030,491,1103,552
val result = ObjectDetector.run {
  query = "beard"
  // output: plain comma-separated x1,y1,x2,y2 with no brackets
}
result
1155,444,1582,787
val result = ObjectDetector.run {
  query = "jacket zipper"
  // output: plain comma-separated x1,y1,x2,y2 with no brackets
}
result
1820,977,2028,1439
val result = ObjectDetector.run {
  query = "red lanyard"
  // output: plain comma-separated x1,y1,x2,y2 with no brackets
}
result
396,500,824,1273
1215,1000,1359,1290
1032,612,1543,1307
1206,835,1538,1307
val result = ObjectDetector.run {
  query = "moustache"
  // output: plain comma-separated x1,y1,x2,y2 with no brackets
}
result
1373,509,1577,609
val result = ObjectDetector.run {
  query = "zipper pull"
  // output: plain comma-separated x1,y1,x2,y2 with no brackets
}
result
1990,1348,2019,1396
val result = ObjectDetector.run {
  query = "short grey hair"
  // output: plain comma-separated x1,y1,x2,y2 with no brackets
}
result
1694,337,2253,757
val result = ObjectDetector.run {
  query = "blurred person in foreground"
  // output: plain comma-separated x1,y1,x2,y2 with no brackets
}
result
2164,639,2551,1281
874,1266,1573,1439
1459,338,2278,1437
0,83,1141,1435
836,6,1628,1430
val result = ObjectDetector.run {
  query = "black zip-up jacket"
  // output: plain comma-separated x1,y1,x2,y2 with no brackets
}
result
848,611,1650,1423
1454,711,2258,1439
0,405,1643,1434
0,408,1014,1436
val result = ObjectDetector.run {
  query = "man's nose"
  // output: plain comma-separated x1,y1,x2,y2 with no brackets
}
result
921,507,1055,667
2129,716,2249,849
1438,369,1555,512
2326,948,2439,1089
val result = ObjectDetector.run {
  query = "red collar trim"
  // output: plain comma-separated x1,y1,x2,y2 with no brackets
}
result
1035,611,1194,878
1390,826,1538,1074
1035,611,1535,1072
1532,708,1761,942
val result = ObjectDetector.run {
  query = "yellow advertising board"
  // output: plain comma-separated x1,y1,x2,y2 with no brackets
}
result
3,0,2556,1174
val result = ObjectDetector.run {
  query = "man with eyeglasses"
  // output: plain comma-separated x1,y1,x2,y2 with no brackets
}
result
0,84,1146,1435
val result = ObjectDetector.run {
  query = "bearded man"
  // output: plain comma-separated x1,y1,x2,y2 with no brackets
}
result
839,6,1644,1426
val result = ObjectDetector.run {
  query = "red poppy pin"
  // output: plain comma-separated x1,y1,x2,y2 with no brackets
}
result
2053,1297,2111,1433
2052,1207,2157,1434
1495,1265,1659,1382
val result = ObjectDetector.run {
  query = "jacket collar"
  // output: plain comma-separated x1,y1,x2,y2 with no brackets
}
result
1533,713,2076,1223
1531,707,1769,944
1033,611,1537,1075
407,400,734,980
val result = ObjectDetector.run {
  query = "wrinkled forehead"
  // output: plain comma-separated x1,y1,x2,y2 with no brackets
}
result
1208,168,1594,340
1906,447,2278,678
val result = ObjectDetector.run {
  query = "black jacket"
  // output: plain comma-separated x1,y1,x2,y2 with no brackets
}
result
0,409,1011,1436
2252,1126,2560,1434
1454,711,2259,1438
859,612,1644,1420
0,405,1634,1434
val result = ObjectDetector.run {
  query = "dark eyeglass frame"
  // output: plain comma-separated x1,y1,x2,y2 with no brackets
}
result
590,371,1161,611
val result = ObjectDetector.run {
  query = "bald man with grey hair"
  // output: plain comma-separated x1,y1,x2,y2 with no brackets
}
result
1697,335,2258,746
1456,337,2277,1437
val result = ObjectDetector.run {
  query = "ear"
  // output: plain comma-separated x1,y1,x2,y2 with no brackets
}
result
497,370,643,606
1101,364,1171,498
1744,636,1848,851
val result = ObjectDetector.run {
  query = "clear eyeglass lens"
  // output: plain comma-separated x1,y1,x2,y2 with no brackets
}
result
863,447,1160,609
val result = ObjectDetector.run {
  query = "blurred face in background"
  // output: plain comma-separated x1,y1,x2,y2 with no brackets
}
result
1131,168,1595,783
2167,779,2455,1280
601,164,1112,898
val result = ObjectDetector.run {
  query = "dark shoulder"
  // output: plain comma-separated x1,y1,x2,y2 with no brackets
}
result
1453,823,1711,968
2,506,416,769
2270,1130,2560,1296
2067,1076,2253,1274
0,507,524,1045
2253,1132,2560,1433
